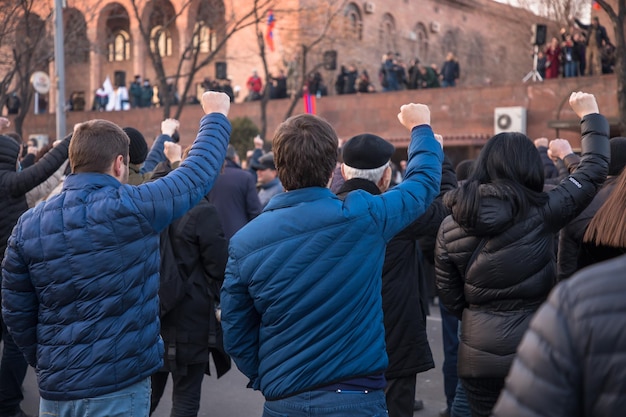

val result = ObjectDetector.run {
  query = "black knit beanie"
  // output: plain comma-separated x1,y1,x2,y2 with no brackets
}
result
609,137,626,176
123,127,148,165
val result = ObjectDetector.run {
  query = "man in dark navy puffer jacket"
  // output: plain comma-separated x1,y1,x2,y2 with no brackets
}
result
1,92,231,416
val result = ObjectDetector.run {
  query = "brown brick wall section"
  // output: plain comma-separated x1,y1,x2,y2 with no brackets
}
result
19,75,618,155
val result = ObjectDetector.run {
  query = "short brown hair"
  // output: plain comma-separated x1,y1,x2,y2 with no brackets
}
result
273,114,338,190
70,120,129,173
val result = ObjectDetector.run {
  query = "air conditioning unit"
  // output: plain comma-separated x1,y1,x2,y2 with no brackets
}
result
494,107,527,134
364,1,375,14
430,21,440,33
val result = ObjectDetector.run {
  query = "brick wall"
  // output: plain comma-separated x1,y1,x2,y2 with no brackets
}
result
19,74,618,162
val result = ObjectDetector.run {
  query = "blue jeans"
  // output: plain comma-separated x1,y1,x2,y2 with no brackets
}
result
441,80,456,87
450,379,471,417
564,61,579,77
440,304,459,409
262,390,388,417
40,377,151,417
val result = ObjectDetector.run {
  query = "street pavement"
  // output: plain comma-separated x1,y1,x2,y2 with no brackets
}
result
14,305,447,417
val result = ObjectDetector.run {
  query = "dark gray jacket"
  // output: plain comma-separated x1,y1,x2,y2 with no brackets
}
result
493,254,626,417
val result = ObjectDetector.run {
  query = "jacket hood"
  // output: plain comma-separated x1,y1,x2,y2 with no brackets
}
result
0,135,21,169
456,183,516,236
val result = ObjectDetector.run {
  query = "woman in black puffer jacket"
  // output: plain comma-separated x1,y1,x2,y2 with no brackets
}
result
435,92,609,417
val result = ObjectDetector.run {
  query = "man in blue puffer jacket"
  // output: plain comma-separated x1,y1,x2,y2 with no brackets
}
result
1,92,231,416
221,102,443,416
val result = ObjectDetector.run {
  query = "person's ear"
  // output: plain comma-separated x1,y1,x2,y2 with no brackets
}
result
341,163,347,180
378,165,392,192
112,154,124,178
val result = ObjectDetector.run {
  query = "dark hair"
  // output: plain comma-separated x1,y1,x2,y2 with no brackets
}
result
4,132,22,145
226,144,238,161
273,114,338,190
35,144,53,162
455,159,475,182
70,119,129,173
444,132,547,229
583,165,626,248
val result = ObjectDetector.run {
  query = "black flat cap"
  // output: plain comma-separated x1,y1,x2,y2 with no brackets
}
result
342,133,394,169
251,152,276,170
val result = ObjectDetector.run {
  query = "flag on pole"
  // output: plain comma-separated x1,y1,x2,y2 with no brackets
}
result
303,87,316,115
266,10,276,52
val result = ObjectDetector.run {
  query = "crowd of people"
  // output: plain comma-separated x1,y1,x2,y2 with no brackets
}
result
377,51,460,92
63,49,460,116
538,16,614,80
0,86,625,417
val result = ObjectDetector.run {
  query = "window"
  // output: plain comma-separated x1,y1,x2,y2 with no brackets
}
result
344,3,362,41
151,25,172,57
193,21,216,53
64,9,89,64
415,23,428,62
379,14,397,53
442,30,458,57
108,30,130,62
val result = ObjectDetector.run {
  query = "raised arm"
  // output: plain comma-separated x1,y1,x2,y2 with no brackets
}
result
543,92,609,231
360,102,443,241
8,135,70,196
132,92,231,231
544,139,578,186
140,118,179,174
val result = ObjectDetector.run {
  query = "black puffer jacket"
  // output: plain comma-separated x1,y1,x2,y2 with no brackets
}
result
435,114,609,379
557,178,616,280
0,134,70,258
337,155,457,379
493,254,626,417
152,162,231,377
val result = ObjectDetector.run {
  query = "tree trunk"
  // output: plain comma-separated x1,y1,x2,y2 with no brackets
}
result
615,7,626,135
14,79,33,139
283,45,308,120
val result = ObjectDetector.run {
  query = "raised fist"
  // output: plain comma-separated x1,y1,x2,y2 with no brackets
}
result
569,91,599,119
161,118,180,137
253,135,264,149
0,117,10,130
434,133,444,149
164,141,182,164
534,138,549,149
397,103,431,130
201,91,230,117
549,138,573,161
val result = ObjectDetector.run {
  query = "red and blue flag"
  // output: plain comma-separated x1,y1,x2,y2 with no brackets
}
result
303,87,316,115
266,10,276,52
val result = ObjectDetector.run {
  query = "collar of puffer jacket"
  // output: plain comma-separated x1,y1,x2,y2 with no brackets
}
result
62,172,122,191
461,183,517,236
264,186,337,211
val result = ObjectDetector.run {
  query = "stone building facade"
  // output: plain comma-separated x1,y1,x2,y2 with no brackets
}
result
14,0,558,109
